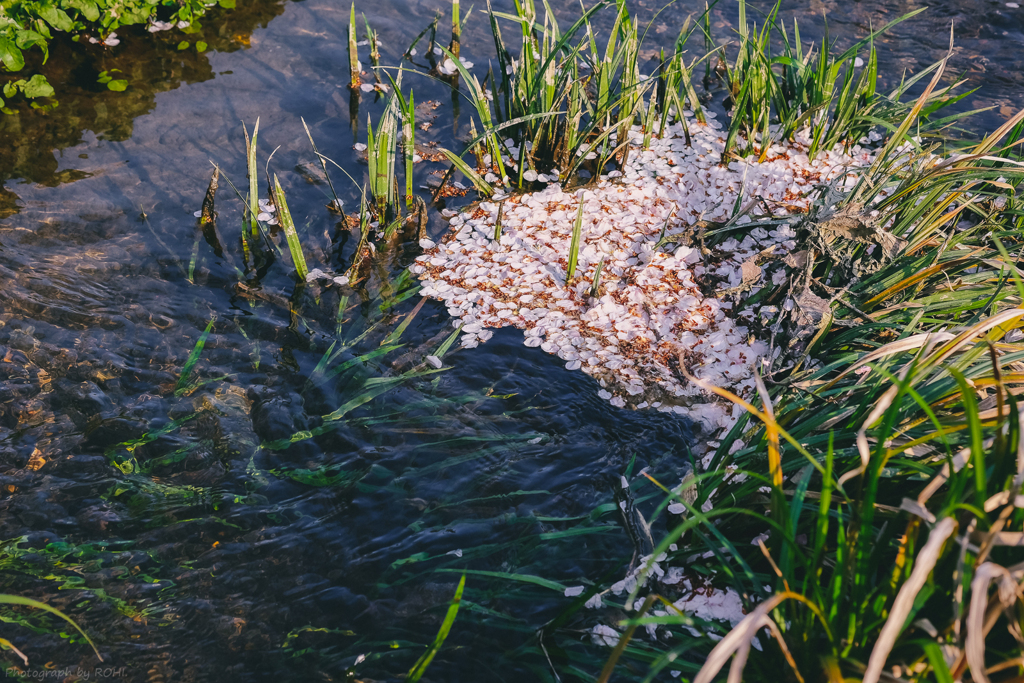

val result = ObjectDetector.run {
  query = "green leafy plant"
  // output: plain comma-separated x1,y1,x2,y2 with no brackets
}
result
578,87,1024,682
0,0,236,110
0,73,53,112
366,90,401,217
720,0,974,159
96,68,126,91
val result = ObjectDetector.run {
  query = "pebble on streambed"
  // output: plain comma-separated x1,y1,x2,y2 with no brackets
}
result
413,112,878,434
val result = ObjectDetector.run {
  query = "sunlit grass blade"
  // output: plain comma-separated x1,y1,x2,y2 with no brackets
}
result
0,594,102,662
566,196,584,281
347,3,360,87
441,148,494,195
244,117,260,235
272,174,309,281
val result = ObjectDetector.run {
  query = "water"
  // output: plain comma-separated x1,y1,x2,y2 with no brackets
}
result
0,0,1021,680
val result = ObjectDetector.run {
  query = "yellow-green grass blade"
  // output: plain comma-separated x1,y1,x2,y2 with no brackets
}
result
406,574,465,683
272,174,309,281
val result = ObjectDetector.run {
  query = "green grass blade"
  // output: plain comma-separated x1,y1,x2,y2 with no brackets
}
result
923,641,955,683
440,148,494,195
348,3,359,86
246,118,260,235
406,574,465,683
176,316,216,395
434,323,463,358
272,174,309,281
950,367,986,502
0,595,102,661
435,568,565,591
567,198,584,281
383,297,426,346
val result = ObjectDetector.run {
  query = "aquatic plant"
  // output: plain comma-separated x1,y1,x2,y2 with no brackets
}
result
720,1,972,160
0,75,54,113
347,3,359,87
0,541,112,664
366,90,401,218
457,0,655,187
565,95,1024,682
406,575,464,683
422,0,973,200
0,594,101,665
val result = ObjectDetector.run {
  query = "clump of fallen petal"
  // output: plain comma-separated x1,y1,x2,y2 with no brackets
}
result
413,112,876,434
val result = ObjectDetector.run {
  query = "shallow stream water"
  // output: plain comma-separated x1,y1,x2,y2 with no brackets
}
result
0,0,1022,680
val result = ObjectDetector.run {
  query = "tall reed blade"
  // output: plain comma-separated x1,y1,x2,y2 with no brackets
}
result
347,3,360,87
404,91,415,204
567,196,584,281
590,255,605,298
272,174,309,281
451,0,460,58
245,118,260,236
365,76,404,216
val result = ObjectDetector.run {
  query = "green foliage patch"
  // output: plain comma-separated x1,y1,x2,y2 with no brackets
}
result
0,0,235,110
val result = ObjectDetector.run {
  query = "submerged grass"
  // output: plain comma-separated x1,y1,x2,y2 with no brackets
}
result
406,574,465,683
0,594,101,665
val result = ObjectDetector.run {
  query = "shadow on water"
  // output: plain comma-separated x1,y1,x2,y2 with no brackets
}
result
0,0,1021,680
